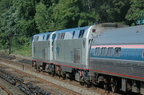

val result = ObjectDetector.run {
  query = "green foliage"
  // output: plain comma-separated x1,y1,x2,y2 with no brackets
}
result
0,0,37,54
78,12,99,26
0,0,144,56
0,0,13,49
0,6,20,49
0,0,12,15
51,0,80,29
35,3,50,33
12,40,32,57
13,0,39,36
14,0,36,19
126,0,144,25
94,0,131,22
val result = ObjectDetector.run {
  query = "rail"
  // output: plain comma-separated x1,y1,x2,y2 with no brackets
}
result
0,84,13,95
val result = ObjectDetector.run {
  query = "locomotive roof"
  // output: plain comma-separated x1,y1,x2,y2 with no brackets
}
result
33,31,54,37
32,23,125,41
92,25,144,45
55,25,91,33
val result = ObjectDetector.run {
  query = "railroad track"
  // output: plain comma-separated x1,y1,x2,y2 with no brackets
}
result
13,68,81,95
0,72,26,95
0,58,83,95
0,54,121,95
0,84,13,95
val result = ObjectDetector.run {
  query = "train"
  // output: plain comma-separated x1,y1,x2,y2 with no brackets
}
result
31,23,144,94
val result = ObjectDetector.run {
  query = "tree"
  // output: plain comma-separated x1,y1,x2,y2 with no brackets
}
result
0,0,13,37
126,0,144,25
0,0,13,15
0,6,20,49
51,0,99,30
93,0,131,23
78,0,100,26
0,0,38,51
35,3,52,33
50,0,80,30
12,0,39,36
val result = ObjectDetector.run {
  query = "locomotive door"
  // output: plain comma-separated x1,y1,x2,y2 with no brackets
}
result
74,48,80,63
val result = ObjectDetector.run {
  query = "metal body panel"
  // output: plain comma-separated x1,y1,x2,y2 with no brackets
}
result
33,41,51,60
54,39,87,68
92,25,144,45
90,25,144,81
32,32,55,62
90,58,144,80
53,38,89,71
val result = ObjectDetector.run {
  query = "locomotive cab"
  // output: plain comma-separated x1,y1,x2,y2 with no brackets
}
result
32,32,55,71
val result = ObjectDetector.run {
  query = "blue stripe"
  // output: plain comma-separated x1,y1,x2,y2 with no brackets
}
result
90,48,144,61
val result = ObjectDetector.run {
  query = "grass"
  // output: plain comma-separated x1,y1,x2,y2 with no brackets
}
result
12,44,32,57
0,44,32,57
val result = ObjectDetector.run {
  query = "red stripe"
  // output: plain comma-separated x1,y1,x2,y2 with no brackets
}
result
91,45,144,48
54,63,89,70
91,69,144,80
33,59,144,80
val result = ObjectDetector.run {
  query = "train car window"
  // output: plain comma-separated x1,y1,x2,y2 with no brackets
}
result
82,29,85,37
114,47,121,57
78,29,85,38
74,30,80,38
35,36,39,41
61,33,65,39
107,47,113,56
63,33,65,39
61,33,63,39
64,32,73,39
142,51,144,59
57,33,61,39
40,35,44,41
72,31,75,38
101,47,107,56
37,36,39,41
43,35,45,40
34,37,36,41
52,34,56,40
78,30,82,38
46,34,50,40
95,47,100,56
52,34,56,46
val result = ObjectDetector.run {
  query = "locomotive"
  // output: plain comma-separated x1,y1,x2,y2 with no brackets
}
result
32,23,144,94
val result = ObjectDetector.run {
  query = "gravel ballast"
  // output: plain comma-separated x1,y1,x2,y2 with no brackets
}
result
0,61,101,95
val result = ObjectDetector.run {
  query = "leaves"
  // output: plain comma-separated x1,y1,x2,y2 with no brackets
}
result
35,3,50,33
125,0,144,25
0,0,144,52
